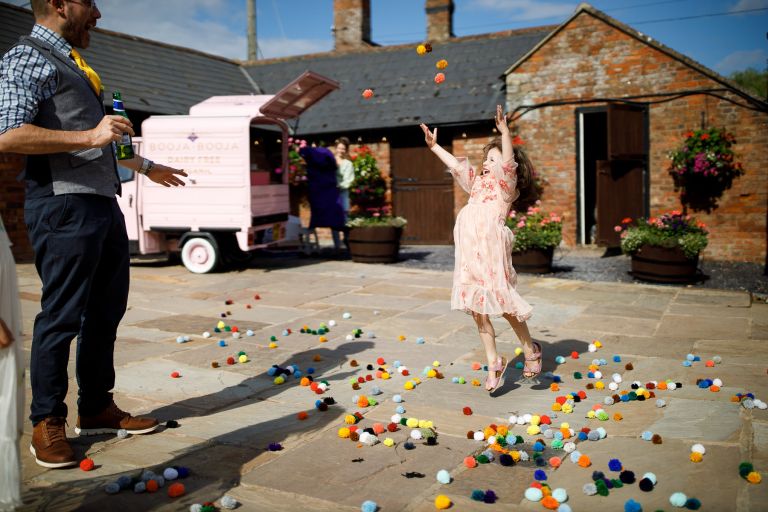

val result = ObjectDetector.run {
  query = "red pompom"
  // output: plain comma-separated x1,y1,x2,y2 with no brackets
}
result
79,458,95,471
168,482,185,498
387,422,398,432
226,357,235,365
231,326,239,332
376,357,386,365
571,351,579,359
225,299,233,305
362,88,374,99
297,411,308,420
254,294,261,300
146,479,159,492
365,375,373,381
402,369,410,376
577,390,587,399
170,371,180,378
462,406,473,416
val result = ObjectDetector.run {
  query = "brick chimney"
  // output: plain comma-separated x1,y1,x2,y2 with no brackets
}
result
426,0,454,42
333,0,373,51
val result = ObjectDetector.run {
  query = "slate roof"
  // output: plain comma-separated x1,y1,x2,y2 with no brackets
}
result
0,2,257,115
242,27,553,134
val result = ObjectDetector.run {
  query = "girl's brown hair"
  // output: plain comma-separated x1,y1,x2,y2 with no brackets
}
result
482,138,539,211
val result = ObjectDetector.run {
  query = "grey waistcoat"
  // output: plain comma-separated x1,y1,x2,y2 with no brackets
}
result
18,36,121,198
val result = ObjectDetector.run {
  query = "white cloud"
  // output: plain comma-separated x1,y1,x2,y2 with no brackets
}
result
714,49,767,75
466,0,575,21
730,0,768,11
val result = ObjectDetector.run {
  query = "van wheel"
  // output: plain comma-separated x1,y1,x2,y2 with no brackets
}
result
181,237,219,273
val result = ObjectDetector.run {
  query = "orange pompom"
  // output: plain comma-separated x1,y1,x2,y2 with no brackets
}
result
436,59,448,70
167,482,185,498
300,377,310,386
358,396,369,407
690,452,703,463
550,383,560,392
658,381,668,390
578,454,591,467
362,88,374,99
146,479,159,493
541,496,559,509
710,385,720,392
297,411,308,420
464,456,477,468
434,73,445,84
613,413,623,421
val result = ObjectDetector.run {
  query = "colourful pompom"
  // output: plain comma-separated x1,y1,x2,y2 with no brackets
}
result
462,406,472,415
79,458,95,471
434,73,445,84
624,498,642,512
362,89,374,99
670,492,687,507
434,495,451,509
609,458,623,472
436,59,448,70
167,482,185,498
685,498,701,510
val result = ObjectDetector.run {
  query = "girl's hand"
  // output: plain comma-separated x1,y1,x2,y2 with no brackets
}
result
0,319,14,348
420,123,437,148
495,105,510,135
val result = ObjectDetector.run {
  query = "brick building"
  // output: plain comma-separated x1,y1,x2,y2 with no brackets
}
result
1,1,766,262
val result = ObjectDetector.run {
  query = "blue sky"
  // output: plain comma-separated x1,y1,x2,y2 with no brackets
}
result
8,0,767,75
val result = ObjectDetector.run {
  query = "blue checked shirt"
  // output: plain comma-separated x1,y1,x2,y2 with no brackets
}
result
0,25,72,135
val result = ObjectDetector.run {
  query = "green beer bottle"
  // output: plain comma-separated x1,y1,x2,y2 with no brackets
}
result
112,91,134,160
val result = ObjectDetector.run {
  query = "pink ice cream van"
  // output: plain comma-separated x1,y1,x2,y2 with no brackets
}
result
116,71,338,273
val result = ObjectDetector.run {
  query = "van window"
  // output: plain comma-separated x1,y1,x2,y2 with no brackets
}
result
117,165,134,183
250,126,285,185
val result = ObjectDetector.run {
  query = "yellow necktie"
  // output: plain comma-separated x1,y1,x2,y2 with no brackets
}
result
70,48,102,94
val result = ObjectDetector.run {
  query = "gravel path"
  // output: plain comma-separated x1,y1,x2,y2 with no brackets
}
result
394,245,768,296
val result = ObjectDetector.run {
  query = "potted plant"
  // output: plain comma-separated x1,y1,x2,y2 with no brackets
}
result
346,147,407,263
615,211,708,283
505,202,563,274
347,208,408,263
668,127,745,213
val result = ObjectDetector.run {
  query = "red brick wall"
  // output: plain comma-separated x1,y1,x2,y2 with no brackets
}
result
0,153,32,261
507,11,768,262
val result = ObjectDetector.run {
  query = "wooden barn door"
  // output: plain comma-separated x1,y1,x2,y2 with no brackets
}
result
391,147,454,244
595,104,647,247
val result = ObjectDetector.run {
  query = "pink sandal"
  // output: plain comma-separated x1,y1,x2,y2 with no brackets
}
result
485,355,508,393
522,342,542,381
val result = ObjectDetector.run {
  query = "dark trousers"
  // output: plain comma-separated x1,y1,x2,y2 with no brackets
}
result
25,194,129,424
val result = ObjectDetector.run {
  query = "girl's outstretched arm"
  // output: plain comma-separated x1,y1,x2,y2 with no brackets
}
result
420,123,459,169
420,123,475,193
495,105,513,164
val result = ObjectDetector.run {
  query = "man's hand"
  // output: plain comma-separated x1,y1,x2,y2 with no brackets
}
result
420,123,437,148
90,115,134,147
0,319,14,348
147,163,188,187
495,105,510,135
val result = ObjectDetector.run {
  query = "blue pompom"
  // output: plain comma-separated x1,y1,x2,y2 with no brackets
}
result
116,475,132,489
587,372,595,378
104,482,120,494
578,432,588,441
685,498,701,510
692,356,701,362
682,360,692,367
307,367,315,374
533,441,545,452
393,394,403,403
267,366,278,376
396,405,405,414
175,466,190,478
553,375,562,383
534,469,547,481
624,498,642,512
686,354,695,361
620,394,631,402
361,500,378,512
403,441,415,450
613,355,621,362
471,489,485,501
641,431,653,441
609,458,623,471
416,337,425,344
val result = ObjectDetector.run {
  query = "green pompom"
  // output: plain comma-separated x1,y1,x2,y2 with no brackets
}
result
476,454,490,464
471,489,485,501
574,372,583,379
739,462,755,478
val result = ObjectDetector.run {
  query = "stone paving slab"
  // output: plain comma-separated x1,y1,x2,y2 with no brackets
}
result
11,261,768,512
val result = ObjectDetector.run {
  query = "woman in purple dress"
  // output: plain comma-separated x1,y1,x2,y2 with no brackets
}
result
299,146,346,252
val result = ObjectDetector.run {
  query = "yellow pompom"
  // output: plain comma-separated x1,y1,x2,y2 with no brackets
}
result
432,360,440,367
424,420,434,429
268,342,277,349
383,437,395,447
406,418,419,428
416,44,427,55
413,377,422,384
747,471,762,484
319,336,327,343
238,354,248,363
560,422,570,429
595,381,605,390
527,425,541,435
217,321,226,329
484,427,496,439
344,414,356,425
381,372,390,379
436,59,448,70
690,452,703,463
273,376,285,385
587,410,596,419
515,347,523,356
471,379,481,386
418,419,429,428
551,403,562,412
530,415,541,426
561,403,573,414
594,340,602,348
404,381,415,390
427,369,437,378
435,495,451,509
338,427,350,438
398,335,406,341
510,450,521,462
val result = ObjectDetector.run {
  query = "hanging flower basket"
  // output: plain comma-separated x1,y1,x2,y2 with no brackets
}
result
668,127,745,213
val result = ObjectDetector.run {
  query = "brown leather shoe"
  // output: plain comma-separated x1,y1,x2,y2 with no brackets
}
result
75,401,159,436
30,417,77,468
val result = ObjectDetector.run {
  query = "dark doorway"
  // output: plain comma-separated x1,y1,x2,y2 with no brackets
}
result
580,111,607,244
577,104,648,246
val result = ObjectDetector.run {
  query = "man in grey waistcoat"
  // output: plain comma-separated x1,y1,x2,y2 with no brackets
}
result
0,0,187,468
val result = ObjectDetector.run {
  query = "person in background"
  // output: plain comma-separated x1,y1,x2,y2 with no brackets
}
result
300,144,347,255
334,137,355,250
0,0,187,468
0,213,23,510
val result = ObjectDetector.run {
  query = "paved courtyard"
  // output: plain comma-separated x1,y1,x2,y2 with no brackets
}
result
13,257,768,511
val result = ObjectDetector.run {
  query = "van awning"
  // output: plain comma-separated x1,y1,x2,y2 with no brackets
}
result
259,71,340,119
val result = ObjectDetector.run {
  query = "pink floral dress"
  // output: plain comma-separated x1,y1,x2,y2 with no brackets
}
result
449,157,533,320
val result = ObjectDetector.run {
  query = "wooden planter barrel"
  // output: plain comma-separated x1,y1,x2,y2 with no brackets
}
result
348,226,402,263
512,247,554,274
630,244,700,283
